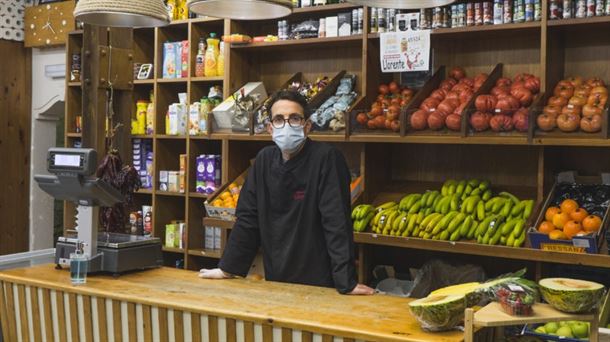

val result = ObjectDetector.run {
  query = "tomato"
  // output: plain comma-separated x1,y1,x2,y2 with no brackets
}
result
370,106,383,117
496,77,512,88
474,77,486,91
491,86,510,97
438,99,460,114
389,81,400,94
582,104,603,118
459,89,474,104
495,96,519,115
429,89,447,101
475,95,497,112
557,113,580,132
587,93,608,108
511,86,534,107
378,84,389,95
367,119,377,130
523,76,541,94
401,88,414,98
474,73,488,82
458,77,474,88
548,96,568,107
449,67,466,80
420,98,441,112
356,113,368,125
566,76,583,87
454,102,468,116
445,114,462,131
554,84,575,99
445,91,460,102
513,111,529,132
470,111,491,132
440,79,457,92
490,115,514,132
374,115,386,128
386,108,400,121
410,110,429,130
427,112,445,130
586,77,605,88
568,96,587,107
376,94,385,103
562,104,582,116
537,113,556,131
591,86,608,97
574,86,591,98
580,114,603,133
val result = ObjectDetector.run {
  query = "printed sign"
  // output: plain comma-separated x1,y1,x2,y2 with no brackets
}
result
380,30,431,73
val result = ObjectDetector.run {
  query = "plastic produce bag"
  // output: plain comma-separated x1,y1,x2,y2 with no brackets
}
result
408,259,486,298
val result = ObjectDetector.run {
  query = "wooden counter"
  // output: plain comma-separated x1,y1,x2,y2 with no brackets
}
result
0,264,473,342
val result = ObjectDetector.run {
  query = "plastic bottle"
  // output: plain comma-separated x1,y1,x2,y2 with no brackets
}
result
217,41,225,77
204,33,220,77
195,38,205,77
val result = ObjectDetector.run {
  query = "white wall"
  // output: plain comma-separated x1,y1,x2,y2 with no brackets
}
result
29,47,66,251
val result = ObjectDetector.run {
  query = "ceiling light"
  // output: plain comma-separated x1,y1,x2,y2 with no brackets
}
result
346,0,456,9
188,0,293,20
74,0,170,28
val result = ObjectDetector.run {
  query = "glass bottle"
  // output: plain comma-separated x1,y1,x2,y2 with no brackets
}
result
70,241,88,285
204,33,220,77
195,38,206,77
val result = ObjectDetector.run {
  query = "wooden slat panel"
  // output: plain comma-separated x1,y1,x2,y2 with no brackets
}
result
208,315,219,342
31,286,42,342
0,282,11,341
174,309,184,341
82,295,94,342
322,334,333,342
262,324,273,342
143,305,153,342
301,331,313,342
97,297,108,342
42,288,54,342
226,318,237,342
244,321,255,342
4,284,17,341
17,285,29,342
282,327,293,342
344,338,355,342
159,307,169,342
112,300,122,342
127,302,137,341
56,290,67,342
189,312,199,342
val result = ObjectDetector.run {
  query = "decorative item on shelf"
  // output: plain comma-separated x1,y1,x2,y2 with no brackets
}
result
136,63,153,80
187,0,293,20
310,74,358,132
213,82,267,130
73,0,169,27
231,87,264,133
70,53,81,81
24,0,75,47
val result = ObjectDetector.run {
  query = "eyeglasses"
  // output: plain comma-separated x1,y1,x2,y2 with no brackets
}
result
271,114,305,129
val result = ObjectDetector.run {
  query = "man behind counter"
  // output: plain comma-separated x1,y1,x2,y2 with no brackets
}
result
199,90,374,295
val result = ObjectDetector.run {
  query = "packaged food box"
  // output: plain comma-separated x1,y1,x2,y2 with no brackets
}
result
528,172,610,254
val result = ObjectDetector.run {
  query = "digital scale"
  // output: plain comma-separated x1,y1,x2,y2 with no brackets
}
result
35,148,162,276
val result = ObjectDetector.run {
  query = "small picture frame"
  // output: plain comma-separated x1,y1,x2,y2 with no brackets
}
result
137,64,153,80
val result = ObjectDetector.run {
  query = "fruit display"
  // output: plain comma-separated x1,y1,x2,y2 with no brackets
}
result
539,278,605,313
355,81,415,133
537,198,603,240
351,179,535,248
536,77,608,134
470,73,541,133
409,67,485,132
495,286,535,316
210,182,242,209
408,294,467,332
529,320,592,340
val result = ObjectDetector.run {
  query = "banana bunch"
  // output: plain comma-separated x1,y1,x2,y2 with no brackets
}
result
351,204,375,232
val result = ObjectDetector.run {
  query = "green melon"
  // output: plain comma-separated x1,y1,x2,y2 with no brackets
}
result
430,282,482,307
409,294,466,331
539,278,605,313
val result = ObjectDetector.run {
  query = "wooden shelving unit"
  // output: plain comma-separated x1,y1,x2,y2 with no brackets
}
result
65,7,610,279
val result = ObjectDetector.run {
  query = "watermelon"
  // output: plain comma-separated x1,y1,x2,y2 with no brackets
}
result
539,278,605,313
409,294,466,331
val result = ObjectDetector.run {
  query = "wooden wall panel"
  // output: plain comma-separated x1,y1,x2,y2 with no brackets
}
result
0,40,31,255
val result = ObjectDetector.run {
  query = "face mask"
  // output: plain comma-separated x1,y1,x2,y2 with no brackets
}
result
272,124,305,153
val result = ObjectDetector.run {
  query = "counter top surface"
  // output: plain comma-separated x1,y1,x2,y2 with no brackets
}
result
0,265,465,342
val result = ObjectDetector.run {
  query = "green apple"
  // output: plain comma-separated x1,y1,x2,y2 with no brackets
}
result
544,322,559,334
556,326,574,338
534,326,547,334
570,322,589,338
559,321,569,327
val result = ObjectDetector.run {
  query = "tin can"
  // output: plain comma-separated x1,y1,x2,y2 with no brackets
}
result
563,0,573,18
433,7,442,28
451,4,457,27
483,2,493,23
576,0,587,17
419,8,428,29
358,8,364,34
503,0,513,22
494,0,504,24
352,9,358,33
595,0,604,15
525,0,534,20
474,2,483,25
514,0,525,22
534,0,541,20
549,0,561,18
443,7,451,27
388,9,396,31
586,0,595,16
378,8,387,33
606,0,610,15
466,2,475,25
460,3,467,26
370,7,378,33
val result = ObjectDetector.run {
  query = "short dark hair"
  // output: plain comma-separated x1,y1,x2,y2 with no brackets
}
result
267,90,311,119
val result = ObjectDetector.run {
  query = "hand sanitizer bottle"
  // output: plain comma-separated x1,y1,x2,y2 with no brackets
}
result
70,241,88,285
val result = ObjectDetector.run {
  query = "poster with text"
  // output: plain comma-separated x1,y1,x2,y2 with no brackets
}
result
380,30,431,73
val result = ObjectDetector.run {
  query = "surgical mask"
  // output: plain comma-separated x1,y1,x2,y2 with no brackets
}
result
272,124,305,153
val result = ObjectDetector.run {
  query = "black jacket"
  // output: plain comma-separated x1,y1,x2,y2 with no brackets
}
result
218,139,358,293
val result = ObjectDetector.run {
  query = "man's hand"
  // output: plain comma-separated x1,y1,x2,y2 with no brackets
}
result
198,268,233,279
347,283,375,295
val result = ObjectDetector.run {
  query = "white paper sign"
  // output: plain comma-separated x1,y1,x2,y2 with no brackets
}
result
380,30,431,73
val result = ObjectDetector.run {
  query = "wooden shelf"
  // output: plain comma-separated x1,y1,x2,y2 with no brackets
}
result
131,134,154,139
292,3,360,15
162,247,185,254
156,135,188,140
135,188,153,195
68,30,83,36
368,22,540,39
190,17,223,24
156,191,186,197
189,192,208,199
231,35,362,50
354,232,610,269
66,132,82,138
157,78,188,83
68,82,81,87
133,79,155,85
167,19,190,26
189,135,210,140
191,76,224,82
473,302,595,327
203,217,235,229
187,248,222,259
548,16,610,27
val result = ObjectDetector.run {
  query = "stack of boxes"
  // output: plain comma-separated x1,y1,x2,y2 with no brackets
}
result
162,41,189,79
195,154,221,194
159,154,187,193
165,221,186,249
133,139,153,189
205,227,222,251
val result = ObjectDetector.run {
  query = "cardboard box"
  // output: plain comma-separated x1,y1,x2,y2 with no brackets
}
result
205,227,215,249
212,82,268,130
214,227,222,250
179,171,186,194
165,224,176,248
528,172,610,254
338,12,352,37
326,16,338,37
168,171,179,193
179,154,187,172
159,171,169,191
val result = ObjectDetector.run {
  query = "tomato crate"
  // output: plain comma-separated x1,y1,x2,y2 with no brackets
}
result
528,172,610,254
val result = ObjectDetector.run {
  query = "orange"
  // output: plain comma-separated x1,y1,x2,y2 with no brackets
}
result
220,191,232,200
574,230,590,236
549,229,568,240
552,212,571,229
563,220,582,239
560,199,579,214
582,215,602,232
538,221,556,234
570,208,588,222
545,206,561,222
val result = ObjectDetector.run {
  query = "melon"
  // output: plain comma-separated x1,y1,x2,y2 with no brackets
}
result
539,278,605,313
430,282,482,307
408,294,466,331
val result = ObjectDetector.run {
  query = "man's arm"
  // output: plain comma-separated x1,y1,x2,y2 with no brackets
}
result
318,148,371,294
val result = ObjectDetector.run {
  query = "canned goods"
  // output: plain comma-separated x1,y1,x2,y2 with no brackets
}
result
606,0,610,15
433,7,443,28
370,7,378,33
443,7,451,27
420,8,429,29
586,0,595,16
549,0,561,18
460,3,467,26
352,9,358,33
388,9,396,31
358,8,364,34
474,2,483,25
378,8,387,33
563,0,573,18
451,4,458,27
514,0,525,22
466,2,475,25
494,0,504,24
534,0,541,20
525,0,534,21
575,0,586,17
503,0,513,23
484,2,493,24
595,0,604,15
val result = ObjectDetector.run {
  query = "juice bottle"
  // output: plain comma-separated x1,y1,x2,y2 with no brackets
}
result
204,33,219,77
217,41,225,77
195,38,205,77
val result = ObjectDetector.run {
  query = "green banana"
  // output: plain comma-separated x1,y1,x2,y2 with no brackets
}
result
423,232,432,239
514,229,526,247
476,215,495,237
482,189,493,201
450,228,461,241
383,210,400,234
460,216,474,236
468,179,480,188
471,187,482,196
448,183,456,196
376,202,397,212
426,191,440,207
450,194,460,212
393,213,407,232
477,235,483,244
351,205,364,220
447,213,467,233
513,219,526,238
511,201,526,217
405,213,418,236
425,214,444,232
489,223,504,245
477,201,486,221
424,207,433,216
420,213,439,229
416,211,425,224
482,232,491,245
464,184,474,197
432,211,459,235
499,191,520,206
467,219,479,240
440,230,450,240
418,230,426,238
506,233,516,246
465,196,481,214
485,197,501,211
435,196,450,213
456,180,466,197
500,236,507,245
487,215,505,236
501,218,520,236
500,200,513,217
522,200,535,220
419,192,430,208
478,180,490,191
408,201,422,214
492,198,507,214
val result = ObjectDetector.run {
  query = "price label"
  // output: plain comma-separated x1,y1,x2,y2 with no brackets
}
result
508,284,525,292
